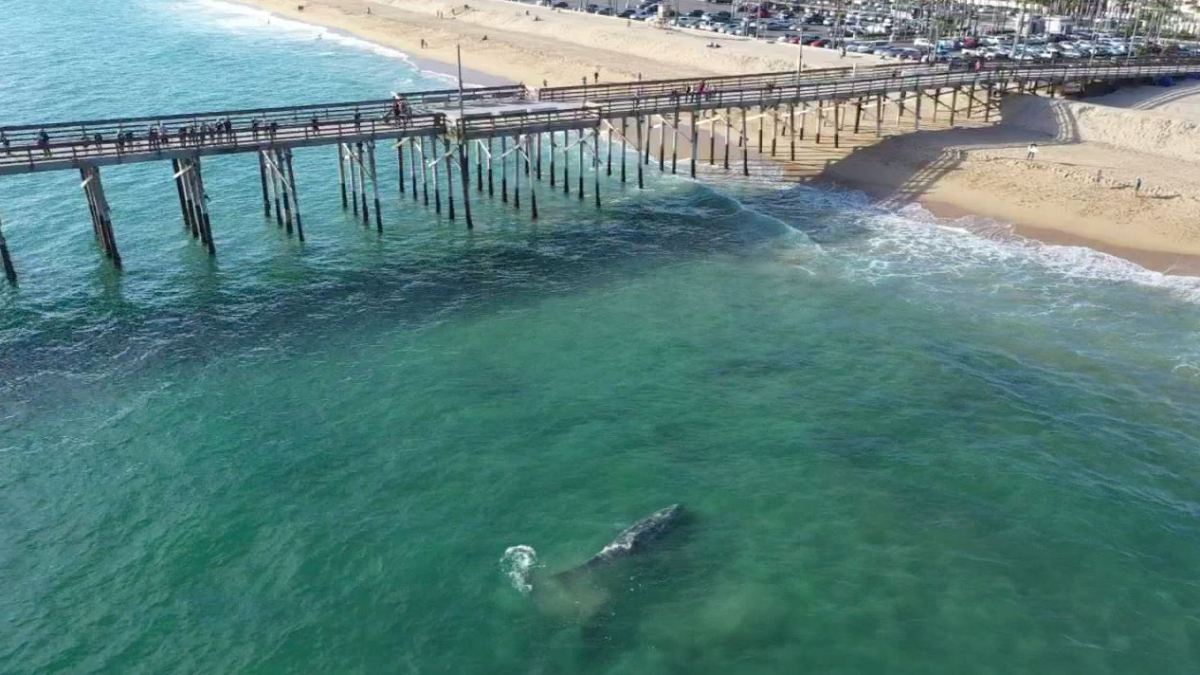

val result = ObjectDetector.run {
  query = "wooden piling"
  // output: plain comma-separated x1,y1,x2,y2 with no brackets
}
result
563,131,570,195
475,139,483,192
445,138,455,221
723,108,731,170
620,117,628,183
789,104,796,161
193,158,216,255
284,148,304,242
258,153,272,216
357,142,369,224
487,137,495,197
670,103,680,174
513,136,521,211
854,100,863,134
658,113,666,172
592,128,600,209
636,113,645,189
526,135,538,221
420,139,430,207
549,132,556,189
398,141,406,196
432,139,442,215
577,129,584,201
501,135,508,203
338,144,348,208
409,141,419,201
349,144,360,216
0,215,18,286
740,109,749,177
950,87,959,125
689,108,699,179
458,141,472,228
277,151,294,235
606,123,613,176
368,141,382,231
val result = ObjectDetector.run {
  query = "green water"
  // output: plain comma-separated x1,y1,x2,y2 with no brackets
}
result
4,1,1200,672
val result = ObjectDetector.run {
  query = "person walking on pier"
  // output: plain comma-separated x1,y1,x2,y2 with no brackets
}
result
223,118,234,142
311,115,321,134
251,119,261,140
159,123,170,147
0,131,9,155
148,125,159,150
269,120,279,140
36,129,51,157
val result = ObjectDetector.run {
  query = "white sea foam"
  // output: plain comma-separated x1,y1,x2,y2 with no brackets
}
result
500,545,539,595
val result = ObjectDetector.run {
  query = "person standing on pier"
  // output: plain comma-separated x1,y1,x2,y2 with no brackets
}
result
148,125,159,149
0,131,9,155
269,120,279,140
37,129,51,157
251,119,261,140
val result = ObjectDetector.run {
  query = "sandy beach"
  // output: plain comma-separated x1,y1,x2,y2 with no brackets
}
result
235,0,1200,273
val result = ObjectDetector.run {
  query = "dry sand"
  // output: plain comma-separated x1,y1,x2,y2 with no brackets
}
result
234,0,1200,273
236,0,879,86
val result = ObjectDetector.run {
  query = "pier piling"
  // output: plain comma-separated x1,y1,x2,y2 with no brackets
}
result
0,215,17,286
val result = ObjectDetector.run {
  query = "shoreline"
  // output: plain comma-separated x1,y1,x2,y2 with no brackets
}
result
227,0,1200,277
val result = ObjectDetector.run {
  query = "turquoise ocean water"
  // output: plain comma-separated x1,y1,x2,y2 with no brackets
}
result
3,1,1200,672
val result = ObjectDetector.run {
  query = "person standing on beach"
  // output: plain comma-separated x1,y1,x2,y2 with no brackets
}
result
1026,143,1038,161
1135,177,1143,195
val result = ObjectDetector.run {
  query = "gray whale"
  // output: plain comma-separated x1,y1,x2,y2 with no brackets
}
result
555,504,685,579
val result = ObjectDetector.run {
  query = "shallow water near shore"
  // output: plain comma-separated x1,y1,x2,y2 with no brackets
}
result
4,1,1200,673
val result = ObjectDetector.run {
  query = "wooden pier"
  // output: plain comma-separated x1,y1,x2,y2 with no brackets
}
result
1,56,1197,284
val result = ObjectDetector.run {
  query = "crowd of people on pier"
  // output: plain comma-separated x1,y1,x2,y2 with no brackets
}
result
1,97,423,160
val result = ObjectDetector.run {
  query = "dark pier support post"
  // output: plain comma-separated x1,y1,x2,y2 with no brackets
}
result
193,157,216,255
445,138,456,222
267,152,283,228
670,103,680,174
277,150,294,235
723,108,731,170
338,144,349,208
82,165,122,269
799,101,807,141
284,148,304,242
475,140,484,192
914,88,923,131
176,161,199,237
513,136,521,212
592,128,601,209
368,141,382,231
740,108,749,177
257,153,272,217
486,138,495,197
349,144,360,216
967,81,977,118
643,115,652,167
563,131,570,196
410,141,420,201
501,135,509,203
854,99,863,134
357,142,369,224
815,101,823,145
770,107,778,157
876,94,884,137
949,87,959,126
898,90,906,121
432,139,442,215
932,88,941,123
0,215,17,286
757,106,764,152
527,135,538,221
658,114,666,172
549,132,556,189
636,113,645,189
397,140,406,196
620,117,628,183
420,139,430,207
689,108,699,179
789,104,796,161
459,142,474,229
577,129,585,201
173,159,195,229
834,102,841,148
606,122,613,176
708,110,716,166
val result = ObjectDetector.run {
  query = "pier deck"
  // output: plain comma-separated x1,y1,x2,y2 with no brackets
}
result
0,56,1197,283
